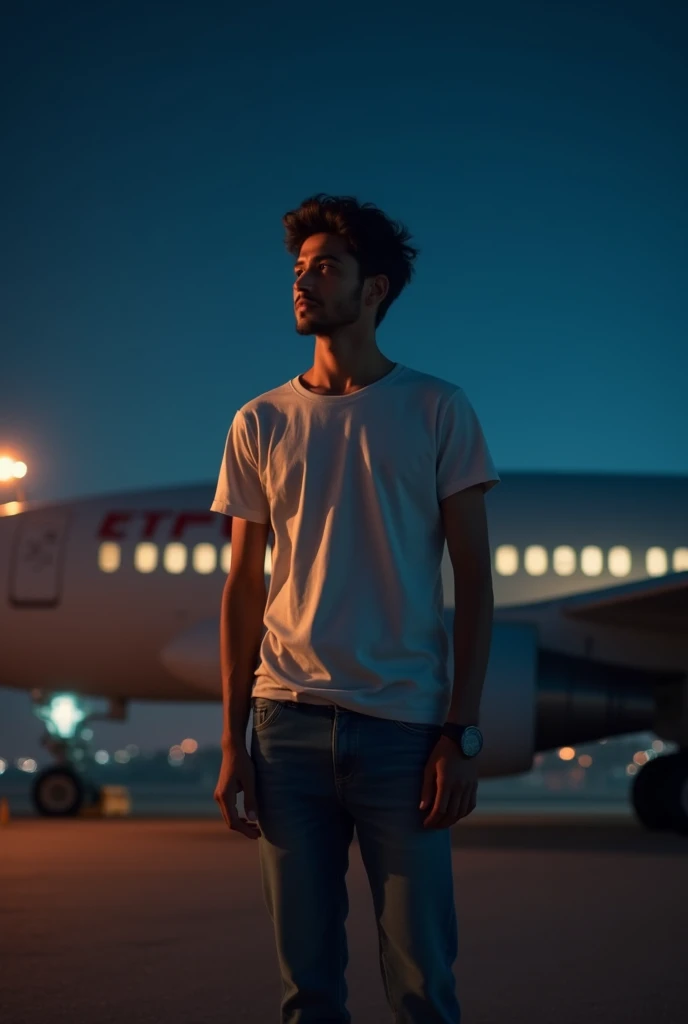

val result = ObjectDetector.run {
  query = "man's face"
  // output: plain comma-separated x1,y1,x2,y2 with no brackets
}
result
293,233,365,335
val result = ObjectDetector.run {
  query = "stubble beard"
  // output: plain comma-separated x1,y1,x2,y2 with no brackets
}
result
294,282,363,336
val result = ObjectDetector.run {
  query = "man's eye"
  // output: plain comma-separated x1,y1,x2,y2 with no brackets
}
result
294,263,333,277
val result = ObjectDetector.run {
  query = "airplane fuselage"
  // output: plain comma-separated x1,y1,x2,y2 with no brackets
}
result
1,471,686,701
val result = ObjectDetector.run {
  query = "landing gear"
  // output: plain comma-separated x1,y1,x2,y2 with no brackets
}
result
660,752,688,835
30,692,128,818
32,765,85,817
632,751,688,835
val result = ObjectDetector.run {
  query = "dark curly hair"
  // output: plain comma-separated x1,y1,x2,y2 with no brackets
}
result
282,193,419,327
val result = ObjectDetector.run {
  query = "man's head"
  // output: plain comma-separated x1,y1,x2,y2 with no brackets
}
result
282,194,419,336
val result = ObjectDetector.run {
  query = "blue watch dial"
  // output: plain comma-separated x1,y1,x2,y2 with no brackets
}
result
461,726,483,757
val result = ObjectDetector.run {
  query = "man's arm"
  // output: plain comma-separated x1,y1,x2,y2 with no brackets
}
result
220,517,270,751
439,484,494,725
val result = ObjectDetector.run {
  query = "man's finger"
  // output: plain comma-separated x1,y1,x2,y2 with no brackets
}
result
217,799,232,831
446,788,464,824
226,800,262,839
432,790,459,829
462,783,477,819
419,771,435,810
423,784,448,827
218,794,239,832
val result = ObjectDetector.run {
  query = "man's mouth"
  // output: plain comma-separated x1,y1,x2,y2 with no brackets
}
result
296,299,319,311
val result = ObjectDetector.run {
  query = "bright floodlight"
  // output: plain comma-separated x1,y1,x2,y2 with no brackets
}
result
44,695,86,738
0,457,27,481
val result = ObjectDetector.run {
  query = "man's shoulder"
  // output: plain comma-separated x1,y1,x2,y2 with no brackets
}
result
235,379,296,422
397,364,463,403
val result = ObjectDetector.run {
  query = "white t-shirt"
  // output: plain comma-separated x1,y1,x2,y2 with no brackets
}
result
210,362,500,724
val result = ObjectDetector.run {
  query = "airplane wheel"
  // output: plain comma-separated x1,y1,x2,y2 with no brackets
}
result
31,766,85,817
631,755,677,831
662,752,688,837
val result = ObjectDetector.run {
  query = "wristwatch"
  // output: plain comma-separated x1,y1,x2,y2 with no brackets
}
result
440,723,483,758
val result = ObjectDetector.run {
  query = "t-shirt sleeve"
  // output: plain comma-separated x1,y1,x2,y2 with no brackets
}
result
436,388,500,502
210,409,271,523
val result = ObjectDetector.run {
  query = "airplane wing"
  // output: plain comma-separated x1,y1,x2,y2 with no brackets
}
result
560,570,688,636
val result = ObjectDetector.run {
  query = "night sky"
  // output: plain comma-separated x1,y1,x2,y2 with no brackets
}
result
2,1,686,761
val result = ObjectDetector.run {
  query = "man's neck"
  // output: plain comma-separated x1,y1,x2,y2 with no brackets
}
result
300,351,397,396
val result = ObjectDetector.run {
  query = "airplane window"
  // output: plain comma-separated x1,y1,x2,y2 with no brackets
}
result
134,542,158,573
553,545,576,576
495,544,518,575
98,542,121,573
220,543,232,573
608,546,631,577
192,543,218,574
524,545,548,576
646,547,667,576
163,543,188,574
581,546,603,576
673,548,688,572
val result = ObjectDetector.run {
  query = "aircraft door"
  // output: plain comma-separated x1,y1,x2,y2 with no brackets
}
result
9,511,71,608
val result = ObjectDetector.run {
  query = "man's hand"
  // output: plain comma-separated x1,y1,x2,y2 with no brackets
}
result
214,746,262,840
420,735,479,828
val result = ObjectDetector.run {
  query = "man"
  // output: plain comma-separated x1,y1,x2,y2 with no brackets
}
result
211,194,500,1023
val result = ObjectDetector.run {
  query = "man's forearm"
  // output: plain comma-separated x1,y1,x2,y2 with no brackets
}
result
220,579,266,750
446,580,494,725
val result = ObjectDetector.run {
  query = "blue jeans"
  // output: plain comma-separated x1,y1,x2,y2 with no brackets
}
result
250,696,461,1024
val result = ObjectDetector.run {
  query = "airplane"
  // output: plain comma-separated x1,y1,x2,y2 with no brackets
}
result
0,470,686,832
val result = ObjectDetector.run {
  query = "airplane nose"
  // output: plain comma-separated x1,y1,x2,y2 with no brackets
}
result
159,618,223,696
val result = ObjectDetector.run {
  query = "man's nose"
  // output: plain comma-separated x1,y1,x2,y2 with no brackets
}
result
294,275,316,298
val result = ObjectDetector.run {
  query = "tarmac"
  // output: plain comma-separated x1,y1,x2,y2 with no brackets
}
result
1,810,686,1024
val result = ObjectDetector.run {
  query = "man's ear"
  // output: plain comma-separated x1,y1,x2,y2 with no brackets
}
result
368,274,389,305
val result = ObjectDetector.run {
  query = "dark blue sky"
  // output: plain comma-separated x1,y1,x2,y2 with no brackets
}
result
2,1,686,760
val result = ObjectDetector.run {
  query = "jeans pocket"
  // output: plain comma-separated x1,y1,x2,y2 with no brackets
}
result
252,697,286,733
391,719,443,736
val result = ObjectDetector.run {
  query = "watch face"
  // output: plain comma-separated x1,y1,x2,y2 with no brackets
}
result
461,726,483,757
